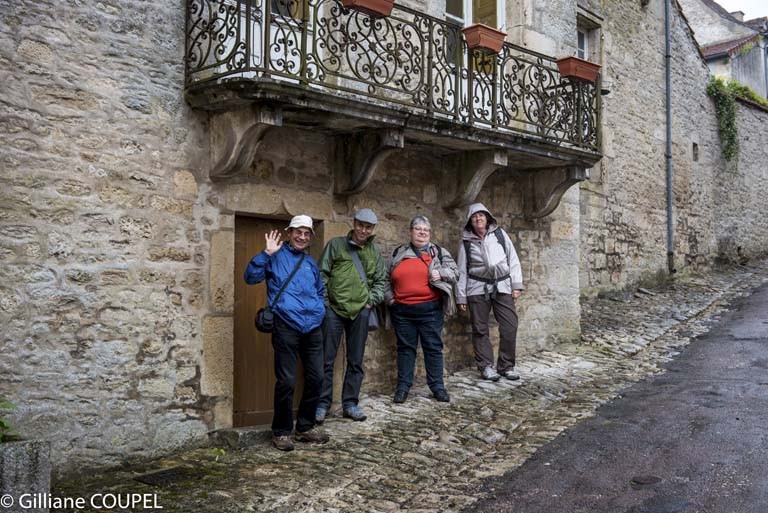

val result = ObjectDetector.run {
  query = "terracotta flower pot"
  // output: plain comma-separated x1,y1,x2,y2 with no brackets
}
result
341,0,394,17
555,56,601,83
462,24,507,54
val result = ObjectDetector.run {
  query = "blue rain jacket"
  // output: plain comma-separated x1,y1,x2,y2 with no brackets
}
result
244,242,325,334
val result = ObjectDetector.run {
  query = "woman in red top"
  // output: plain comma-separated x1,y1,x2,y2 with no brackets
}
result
384,216,458,404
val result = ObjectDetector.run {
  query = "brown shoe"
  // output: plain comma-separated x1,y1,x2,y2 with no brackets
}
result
294,428,329,444
272,435,294,451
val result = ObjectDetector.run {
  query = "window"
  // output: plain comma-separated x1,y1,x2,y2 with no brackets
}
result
445,0,504,29
445,0,504,67
577,29,588,60
576,11,601,63
472,0,497,27
271,0,306,21
446,0,464,24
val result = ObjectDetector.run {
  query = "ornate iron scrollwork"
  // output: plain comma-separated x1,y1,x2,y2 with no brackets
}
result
185,0,600,151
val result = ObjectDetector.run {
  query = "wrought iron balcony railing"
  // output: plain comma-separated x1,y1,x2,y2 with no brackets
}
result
185,0,600,152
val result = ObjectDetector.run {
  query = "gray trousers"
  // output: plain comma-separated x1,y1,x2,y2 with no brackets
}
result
467,293,518,372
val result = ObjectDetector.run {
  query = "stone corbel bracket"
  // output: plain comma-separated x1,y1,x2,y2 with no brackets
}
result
210,105,283,181
523,165,588,219
334,129,404,195
444,150,509,210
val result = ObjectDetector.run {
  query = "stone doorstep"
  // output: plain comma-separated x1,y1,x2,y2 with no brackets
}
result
208,426,271,449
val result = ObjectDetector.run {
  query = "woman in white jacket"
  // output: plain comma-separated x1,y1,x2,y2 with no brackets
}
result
456,203,524,381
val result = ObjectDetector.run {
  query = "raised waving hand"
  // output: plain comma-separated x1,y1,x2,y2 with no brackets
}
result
264,229,282,255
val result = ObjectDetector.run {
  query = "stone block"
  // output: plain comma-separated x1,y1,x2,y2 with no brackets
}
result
209,425,269,449
209,231,234,313
150,195,193,217
174,170,199,198
200,316,233,397
322,221,352,242
212,399,233,430
147,246,191,262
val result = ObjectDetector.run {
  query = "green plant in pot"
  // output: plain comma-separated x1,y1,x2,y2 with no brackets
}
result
0,396,19,442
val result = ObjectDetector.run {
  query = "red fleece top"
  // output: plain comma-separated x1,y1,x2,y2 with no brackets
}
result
391,253,441,304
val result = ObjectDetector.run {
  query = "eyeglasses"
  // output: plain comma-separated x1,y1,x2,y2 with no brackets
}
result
355,222,375,231
412,226,431,233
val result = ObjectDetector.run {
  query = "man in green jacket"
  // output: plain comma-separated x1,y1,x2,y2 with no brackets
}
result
316,209,386,422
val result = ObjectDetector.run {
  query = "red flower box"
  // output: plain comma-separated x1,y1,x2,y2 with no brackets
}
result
462,24,507,54
341,0,394,17
555,56,601,83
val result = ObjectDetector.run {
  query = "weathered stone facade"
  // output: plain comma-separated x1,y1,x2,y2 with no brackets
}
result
578,0,768,295
1,0,767,478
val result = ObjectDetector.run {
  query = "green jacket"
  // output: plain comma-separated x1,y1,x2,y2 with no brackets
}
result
319,232,386,319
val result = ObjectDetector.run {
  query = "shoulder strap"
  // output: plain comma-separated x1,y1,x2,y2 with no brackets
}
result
271,253,306,306
495,229,509,258
348,245,369,291
463,239,471,272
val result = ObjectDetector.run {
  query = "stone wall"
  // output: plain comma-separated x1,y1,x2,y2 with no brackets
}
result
676,0,755,47
578,0,768,296
0,0,212,474
732,44,768,98
579,0,728,295
714,101,768,260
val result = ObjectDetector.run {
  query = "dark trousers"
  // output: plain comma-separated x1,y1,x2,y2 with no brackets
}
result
467,293,518,372
318,306,370,410
271,316,324,436
390,300,446,394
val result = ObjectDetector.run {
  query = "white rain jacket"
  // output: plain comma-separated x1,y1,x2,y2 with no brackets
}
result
456,203,523,304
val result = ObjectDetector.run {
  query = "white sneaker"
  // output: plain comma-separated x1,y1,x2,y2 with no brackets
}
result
501,368,520,381
481,366,501,382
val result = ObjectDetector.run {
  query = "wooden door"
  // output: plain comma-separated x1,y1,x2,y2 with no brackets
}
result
233,216,304,427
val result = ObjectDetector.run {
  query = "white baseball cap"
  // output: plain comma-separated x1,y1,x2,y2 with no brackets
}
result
286,215,314,233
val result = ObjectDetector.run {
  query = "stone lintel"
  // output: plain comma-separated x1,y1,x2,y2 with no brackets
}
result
210,105,283,181
334,129,405,195
221,183,333,221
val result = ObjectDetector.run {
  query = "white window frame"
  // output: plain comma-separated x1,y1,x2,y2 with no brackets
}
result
446,0,506,31
577,28,588,60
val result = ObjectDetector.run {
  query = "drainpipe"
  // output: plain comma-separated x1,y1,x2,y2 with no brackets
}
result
664,0,676,274
764,36,768,99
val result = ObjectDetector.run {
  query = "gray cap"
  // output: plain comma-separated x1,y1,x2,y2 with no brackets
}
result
354,208,378,225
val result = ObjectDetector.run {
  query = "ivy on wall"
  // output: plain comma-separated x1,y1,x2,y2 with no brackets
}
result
706,77,768,162
707,77,738,161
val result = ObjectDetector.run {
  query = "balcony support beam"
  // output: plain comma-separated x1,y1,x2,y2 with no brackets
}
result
334,129,404,196
444,150,509,210
210,106,283,181
523,165,588,219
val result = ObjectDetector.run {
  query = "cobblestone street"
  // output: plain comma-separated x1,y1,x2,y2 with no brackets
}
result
55,261,768,513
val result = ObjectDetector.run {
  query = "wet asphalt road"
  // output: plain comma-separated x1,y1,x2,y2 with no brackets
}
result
466,282,768,513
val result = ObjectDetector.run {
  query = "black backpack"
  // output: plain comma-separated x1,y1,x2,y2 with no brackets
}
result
462,229,509,285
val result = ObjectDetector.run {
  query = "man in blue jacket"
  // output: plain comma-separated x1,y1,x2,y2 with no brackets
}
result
244,215,328,451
